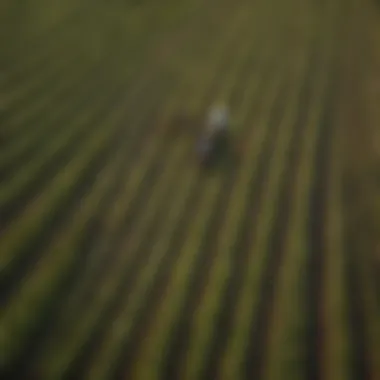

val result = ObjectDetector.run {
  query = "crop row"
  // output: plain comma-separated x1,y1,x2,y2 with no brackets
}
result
0,0,252,376
1,0,379,379
34,3,266,379
0,0,229,285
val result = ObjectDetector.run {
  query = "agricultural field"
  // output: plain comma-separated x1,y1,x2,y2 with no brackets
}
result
0,0,379,379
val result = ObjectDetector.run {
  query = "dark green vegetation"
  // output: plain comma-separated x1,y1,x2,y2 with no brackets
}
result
0,0,379,379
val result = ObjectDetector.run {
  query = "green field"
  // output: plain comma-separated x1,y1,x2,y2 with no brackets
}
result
0,0,379,379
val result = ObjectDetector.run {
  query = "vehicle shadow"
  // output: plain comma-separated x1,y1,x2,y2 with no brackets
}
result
197,134,241,177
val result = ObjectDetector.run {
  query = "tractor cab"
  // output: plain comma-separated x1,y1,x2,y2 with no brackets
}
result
197,103,230,167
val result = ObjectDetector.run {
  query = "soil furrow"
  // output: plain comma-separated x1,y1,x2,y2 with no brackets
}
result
1,95,170,380
303,1,345,376
0,85,171,372
0,86,128,301
241,46,320,380
106,19,262,380
0,83,124,220
244,87,312,380
160,155,241,380
304,69,337,380
70,22,256,380
0,59,118,183
19,4,247,377
39,0,243,329
1,59,87,125
200,77,287,380
64,170,203,380
0,1,367,379
345,241,371,380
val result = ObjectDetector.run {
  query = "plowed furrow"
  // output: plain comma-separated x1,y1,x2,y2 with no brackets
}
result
1,0,377,379
67,6,268,379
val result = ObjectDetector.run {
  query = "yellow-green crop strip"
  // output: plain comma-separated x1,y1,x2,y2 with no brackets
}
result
89,159,202,379
57,4,257,375
6,45,140,139
0,0,371,379
321,1,353,379
0,61,164,274
356,219,380,377
322,75,352,380
0,10,182,151
1,0,195,135
0,64,108,170
1,53,101,131
0,122,131,367
218,42,309,380
37,99,182,339
0,52,78,113
129,175,223,380
35,0,238,348
94,0,254,245
127,16,271,380
80,20,260,380
83,10,272,380
1,59,88,131
0,78,141,277
30,4,244,371
0,70,166,342
261,15,335,380
29,96,182,370
178,46,279,380
81,139,199,380
37,141,190,379
0,88,120,208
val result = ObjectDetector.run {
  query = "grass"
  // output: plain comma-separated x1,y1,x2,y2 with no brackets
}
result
0,0,379,379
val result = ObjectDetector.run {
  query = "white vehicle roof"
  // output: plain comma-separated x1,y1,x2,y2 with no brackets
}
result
207,104,229,132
